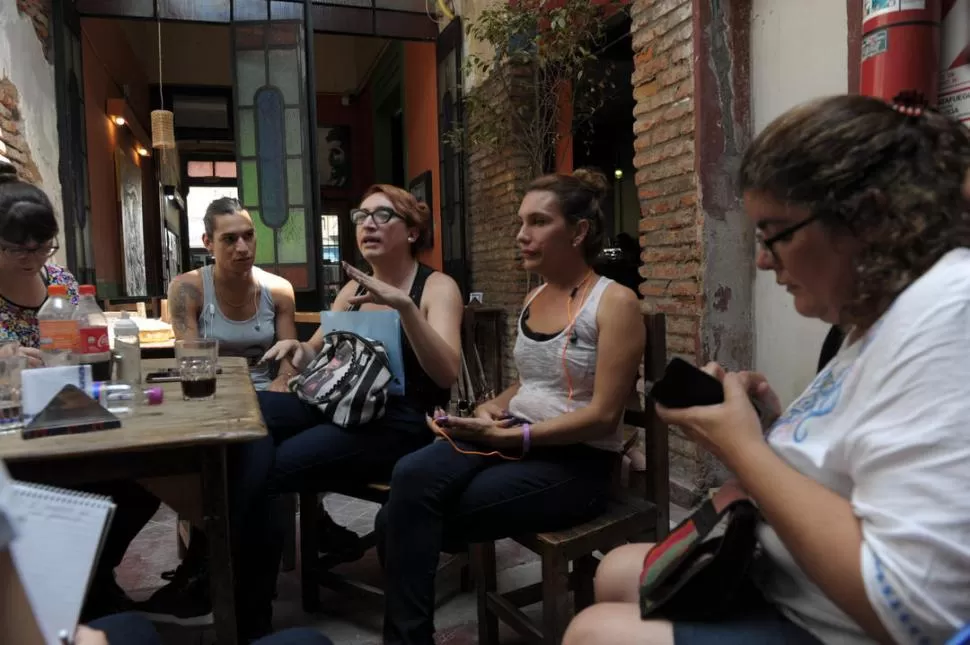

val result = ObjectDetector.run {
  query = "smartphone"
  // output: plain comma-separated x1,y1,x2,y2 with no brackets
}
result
648,358,774,427
145,366,223,383
648,358,724,409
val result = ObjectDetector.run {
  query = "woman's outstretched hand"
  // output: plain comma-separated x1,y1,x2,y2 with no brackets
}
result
341,262,413,311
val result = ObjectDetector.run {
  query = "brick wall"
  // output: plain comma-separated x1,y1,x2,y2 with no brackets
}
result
0,0,51,182
0,79,42,184
631,0,702,504
632,0,697,358
16,0,53,63
631,0,752,505
466,69,534,389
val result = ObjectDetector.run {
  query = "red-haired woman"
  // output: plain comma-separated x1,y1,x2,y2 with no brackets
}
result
237,185,464,639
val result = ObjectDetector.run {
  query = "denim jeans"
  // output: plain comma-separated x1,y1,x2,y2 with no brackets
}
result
376,439,616,645
89,612,334,645
234,391,432,637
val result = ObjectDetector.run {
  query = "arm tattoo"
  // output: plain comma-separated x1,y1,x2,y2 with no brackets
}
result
170,281,202,337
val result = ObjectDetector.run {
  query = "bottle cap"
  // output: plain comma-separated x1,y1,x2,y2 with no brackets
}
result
78,285,96,296
145,387,164,405
47,284,68,297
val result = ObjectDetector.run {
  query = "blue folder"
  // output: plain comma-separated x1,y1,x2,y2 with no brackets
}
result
321,310,406,395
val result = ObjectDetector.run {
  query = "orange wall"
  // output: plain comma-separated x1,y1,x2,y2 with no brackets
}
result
403,42,442,271
81,19,155,296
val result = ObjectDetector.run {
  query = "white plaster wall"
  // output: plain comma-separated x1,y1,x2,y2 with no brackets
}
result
453,0,497,90
0,1,63,260
750,0,848,406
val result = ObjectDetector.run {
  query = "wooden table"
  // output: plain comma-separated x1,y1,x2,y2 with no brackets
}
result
0,357,266,644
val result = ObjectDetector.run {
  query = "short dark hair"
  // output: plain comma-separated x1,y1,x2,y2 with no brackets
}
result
0,161,59,245
526,168,608,263
203,196,247,237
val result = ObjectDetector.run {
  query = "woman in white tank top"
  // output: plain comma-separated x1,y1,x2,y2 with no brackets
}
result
377,169,646,645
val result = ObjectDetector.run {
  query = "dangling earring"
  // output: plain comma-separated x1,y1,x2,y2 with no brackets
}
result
408,237,416,243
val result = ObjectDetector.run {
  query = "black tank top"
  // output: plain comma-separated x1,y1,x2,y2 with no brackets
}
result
349,264,451,413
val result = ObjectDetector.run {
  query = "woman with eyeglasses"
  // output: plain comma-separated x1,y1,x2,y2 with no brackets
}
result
0,161,162,623
235,184,463,639
566,96,970,645
0,161,77,366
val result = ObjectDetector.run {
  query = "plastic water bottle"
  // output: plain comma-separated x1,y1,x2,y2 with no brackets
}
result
37,284,77,366
88,381,163,416
74,285,112,381
113,312,141,385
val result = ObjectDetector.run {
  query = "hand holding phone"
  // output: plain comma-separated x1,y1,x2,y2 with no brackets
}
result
649,358,774,428
648,358,724,409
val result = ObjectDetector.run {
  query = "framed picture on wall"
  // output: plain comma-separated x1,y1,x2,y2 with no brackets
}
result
114,148,147,297
317,125,351,188
408,170,433,244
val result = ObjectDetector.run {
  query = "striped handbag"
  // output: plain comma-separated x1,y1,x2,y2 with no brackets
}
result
639,481,761,621
288,330,395,428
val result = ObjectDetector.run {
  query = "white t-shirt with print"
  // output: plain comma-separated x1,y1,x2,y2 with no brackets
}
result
754,249,970,645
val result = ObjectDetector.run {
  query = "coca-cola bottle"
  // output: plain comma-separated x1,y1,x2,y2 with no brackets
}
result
74,285,112,381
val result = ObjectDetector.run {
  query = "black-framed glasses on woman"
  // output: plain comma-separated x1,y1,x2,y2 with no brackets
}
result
755,212,824,260
0,240,59,260
350,207,402,227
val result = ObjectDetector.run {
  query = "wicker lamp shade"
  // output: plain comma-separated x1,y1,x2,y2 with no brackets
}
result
151,109,175,149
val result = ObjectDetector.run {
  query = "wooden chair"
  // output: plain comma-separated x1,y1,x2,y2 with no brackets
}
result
471,312,670,645
104,300,148,318
103,297,163,319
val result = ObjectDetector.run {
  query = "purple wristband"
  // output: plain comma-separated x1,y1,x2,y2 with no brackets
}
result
522,423,531,454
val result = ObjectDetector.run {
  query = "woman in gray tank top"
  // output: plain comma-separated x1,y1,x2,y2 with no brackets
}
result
376,169,647,645
166,197,297,393
142,196,297,624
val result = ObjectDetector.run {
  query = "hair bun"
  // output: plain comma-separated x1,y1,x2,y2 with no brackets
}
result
572,167,608,201
0,161,17,184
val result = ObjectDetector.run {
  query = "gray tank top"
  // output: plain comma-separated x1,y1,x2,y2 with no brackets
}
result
508,276,622,452
198,265,276,390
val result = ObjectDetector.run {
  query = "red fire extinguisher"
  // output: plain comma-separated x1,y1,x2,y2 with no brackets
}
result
861,0,942,104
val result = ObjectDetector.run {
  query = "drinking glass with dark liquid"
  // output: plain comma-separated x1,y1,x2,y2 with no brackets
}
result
175,339,219,401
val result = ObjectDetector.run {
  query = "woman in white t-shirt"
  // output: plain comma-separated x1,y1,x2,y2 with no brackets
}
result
566,95,970,645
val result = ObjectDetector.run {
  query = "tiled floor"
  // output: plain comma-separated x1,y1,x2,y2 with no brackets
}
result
117,495,691,644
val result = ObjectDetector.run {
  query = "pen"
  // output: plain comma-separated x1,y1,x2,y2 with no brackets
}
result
58,628,72,645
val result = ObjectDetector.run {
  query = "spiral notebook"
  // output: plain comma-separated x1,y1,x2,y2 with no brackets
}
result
1,473,115,645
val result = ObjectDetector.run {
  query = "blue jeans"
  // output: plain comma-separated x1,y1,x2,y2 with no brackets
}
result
235,392,432,637
88,612,333,645
672,606,822,645
376,439,616,645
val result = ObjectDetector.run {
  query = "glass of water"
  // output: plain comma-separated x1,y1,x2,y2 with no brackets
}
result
175,339,219,401
0,344,26,433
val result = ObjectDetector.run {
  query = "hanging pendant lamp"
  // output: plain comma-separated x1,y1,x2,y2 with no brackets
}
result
151,19,175,149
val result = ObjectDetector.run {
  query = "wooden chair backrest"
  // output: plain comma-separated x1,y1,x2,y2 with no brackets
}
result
622,313,669,536
104,301,147,318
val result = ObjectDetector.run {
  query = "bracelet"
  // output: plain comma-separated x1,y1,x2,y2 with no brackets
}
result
522,423,531,455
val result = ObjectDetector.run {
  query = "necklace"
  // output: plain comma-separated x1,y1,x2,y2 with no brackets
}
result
213,275,261,331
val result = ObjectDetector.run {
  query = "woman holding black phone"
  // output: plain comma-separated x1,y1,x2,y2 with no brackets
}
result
567,96,970,645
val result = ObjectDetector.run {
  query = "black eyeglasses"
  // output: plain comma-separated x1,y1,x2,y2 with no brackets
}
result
756,213,823,259
350,207,402,226
0,240,59,260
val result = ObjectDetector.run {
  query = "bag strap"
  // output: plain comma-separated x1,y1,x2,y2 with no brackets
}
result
640,483,753,590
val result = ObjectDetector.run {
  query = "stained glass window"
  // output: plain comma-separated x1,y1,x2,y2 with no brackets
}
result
233,13,314,289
